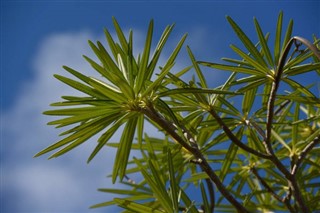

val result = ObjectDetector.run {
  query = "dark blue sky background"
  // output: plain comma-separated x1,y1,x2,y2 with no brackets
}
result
2,1,319,110
1,1,319,212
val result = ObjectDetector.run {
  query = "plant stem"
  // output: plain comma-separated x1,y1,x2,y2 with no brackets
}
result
208,108,271,159
265,37,314,212
141,104,250,213
198,158,250,213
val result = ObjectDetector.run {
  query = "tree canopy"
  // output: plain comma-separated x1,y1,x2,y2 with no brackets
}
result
35,12,320,212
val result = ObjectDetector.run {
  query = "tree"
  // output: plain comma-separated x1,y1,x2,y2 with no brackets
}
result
35,12,320,212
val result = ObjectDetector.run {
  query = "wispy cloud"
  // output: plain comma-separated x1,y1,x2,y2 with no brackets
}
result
1,31,125,212
1,25,220,212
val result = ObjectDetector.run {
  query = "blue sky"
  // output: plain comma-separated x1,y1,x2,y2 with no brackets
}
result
1,1,319,212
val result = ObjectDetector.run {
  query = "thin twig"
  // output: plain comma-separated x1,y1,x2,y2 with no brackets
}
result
251,167,295,212
250,167,282,202
286,40,303,63
293,36,320,60
274,100,291,116
208,108,271,159
248,119,266,140
291,135,320,175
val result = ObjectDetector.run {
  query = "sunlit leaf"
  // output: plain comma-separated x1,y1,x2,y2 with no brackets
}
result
163,34,187,71
284,63,320,76
187,46,207,88
281,19,293,53
254,17,274,67
135,20,154,93
292,103,300,148
141,62,175,97
226,16,268,68
200,181,211,213
237,78,266,93
230,44,269,74
271,129,291,152
159,87,241,97
274,11,283,64
242,87,258,116
134,158,173,212
219,128,242,182
45,107,120,128
54,74,105,99
167,149,180,212
114,198,165,213
179,189,199,213
147,24,175,80
284,51,314,70
276,95,320,106
88,77,129,102
113,116,138,182
112,17,129,53
200,61,264,76
87,113,131,163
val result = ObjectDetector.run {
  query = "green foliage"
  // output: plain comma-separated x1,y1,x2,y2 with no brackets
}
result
35,13,320,212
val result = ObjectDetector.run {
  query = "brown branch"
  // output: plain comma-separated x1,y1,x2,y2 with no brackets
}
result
293,36,320,60
182,128,215,213
251,167,282,202
248,119,266,140
251,167,295,212
181,127,215,212
289,176,309,213
265,55,289,153
141,103,250,213
208,108,271,159
266,36,320,148
141,106,195,154
137,36,320,212
264,36,318,213
274,100,291,116
198,157,250,213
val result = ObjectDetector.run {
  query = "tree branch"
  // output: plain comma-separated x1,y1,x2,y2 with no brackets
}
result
208,108,271,159
182,128,215,213
264,37,316,213
289,176,309,213
250,167,295,212
141,103,250,213
198,158,250,212
293,36,320,60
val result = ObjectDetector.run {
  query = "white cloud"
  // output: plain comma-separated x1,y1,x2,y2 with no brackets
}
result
2,25,218,212
1,31,126,213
